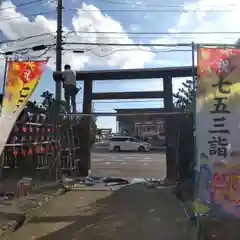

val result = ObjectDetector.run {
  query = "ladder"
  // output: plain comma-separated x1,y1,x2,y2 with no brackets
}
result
58,115,81,176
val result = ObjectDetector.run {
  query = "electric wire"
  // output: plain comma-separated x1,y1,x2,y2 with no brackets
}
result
0,31,240,47
26,45,55,58
64,8,239,13
89,0,240,8
0,0,46,11
0,33,54,45
0,10,56,22
64,41,240,48
64,36,239,41
64,42,192,47
0,5,239,22
65,48,192,58
65,30,240,35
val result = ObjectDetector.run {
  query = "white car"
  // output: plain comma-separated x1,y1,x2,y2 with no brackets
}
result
108,136,150,152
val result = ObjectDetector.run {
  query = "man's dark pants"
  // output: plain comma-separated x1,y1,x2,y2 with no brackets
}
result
64,84,76,113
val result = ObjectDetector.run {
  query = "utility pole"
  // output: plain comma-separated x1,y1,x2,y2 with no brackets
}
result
55,0,63,101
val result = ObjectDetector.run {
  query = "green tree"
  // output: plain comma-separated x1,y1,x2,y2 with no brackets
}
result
174,79,195,199
26,100,44,113
40,90,68,116
234,38,240,47
90,103,97,145
174,79,195,110
40,90,54,110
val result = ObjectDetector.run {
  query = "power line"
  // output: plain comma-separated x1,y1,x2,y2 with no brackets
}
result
2,39,238,57
0,0,46,11
1,31,239,43
6,38,54,49
92,0,184,7
0,5,237,23
0,10,55,21
66,30,240,35
0,32,238,49
0,31,238,54
90,0,240,7
64,34,239,42
64,42,191,47
65,48,191,58
0,33,54,46
92,0,186,7
0,0,238,11
65,36,239,40
64,8,238,13
64,42,240,48
0,31,239,46
1,43,53,55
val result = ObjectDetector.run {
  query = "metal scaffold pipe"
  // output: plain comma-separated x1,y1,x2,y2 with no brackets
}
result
59,112,187,117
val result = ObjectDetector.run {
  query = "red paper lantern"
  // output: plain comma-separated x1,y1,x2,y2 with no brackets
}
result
41,147,45,153
28,148,33,155
29,127,33,133
12,151,18,157
22,127,27,132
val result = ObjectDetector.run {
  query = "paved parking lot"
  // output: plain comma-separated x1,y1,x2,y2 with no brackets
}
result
91,152,166,179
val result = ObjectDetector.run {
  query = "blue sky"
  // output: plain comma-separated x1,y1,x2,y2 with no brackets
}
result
0,0,240,131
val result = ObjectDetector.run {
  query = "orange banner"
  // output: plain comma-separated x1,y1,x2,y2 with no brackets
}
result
1,60,47,115
196,48,240,218
0,60,47,156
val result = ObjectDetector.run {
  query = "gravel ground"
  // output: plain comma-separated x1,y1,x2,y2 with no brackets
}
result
0,186,66,237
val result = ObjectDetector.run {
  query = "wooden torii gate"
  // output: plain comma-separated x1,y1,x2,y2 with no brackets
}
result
54,66,196,178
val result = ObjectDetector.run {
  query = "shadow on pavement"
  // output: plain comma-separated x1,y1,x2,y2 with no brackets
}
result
32,184,193,240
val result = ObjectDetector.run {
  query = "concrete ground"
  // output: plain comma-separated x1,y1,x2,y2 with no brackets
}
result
91,152,166,179
6,184,195,240
2,150,195,239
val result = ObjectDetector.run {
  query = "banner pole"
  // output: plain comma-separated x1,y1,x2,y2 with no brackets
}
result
191,42,197,173
0,57,8,179
2,57,8,94
191,42,196,167
191,42,202,240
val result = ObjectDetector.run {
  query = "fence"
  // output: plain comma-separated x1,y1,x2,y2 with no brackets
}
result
0,109,82,182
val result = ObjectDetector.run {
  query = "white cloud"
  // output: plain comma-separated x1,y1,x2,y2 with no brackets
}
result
47,0,57,8
0,1,155,72
151,0,240,49
69,3,154,69
128,24,140,32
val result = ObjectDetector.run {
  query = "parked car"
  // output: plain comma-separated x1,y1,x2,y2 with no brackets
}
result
108,136,150,152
